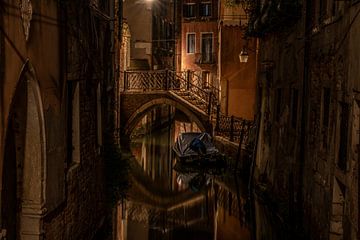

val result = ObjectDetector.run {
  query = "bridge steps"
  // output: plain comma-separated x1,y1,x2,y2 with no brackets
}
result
173,91,210,115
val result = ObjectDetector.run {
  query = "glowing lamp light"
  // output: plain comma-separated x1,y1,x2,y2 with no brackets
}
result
239,48,249,63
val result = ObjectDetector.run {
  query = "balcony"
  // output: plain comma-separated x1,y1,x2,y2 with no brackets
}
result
195,52,216,65
246,0,302,37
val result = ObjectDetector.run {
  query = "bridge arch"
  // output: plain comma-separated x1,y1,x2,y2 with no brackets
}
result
124,97,207,136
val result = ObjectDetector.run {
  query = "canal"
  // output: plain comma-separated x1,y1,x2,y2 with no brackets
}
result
113,105,282,240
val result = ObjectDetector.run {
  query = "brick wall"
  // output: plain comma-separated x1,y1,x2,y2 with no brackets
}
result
43,83,106,240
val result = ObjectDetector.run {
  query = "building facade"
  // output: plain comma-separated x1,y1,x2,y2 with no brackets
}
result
123,0,175,70
251,0,359,239
0,0,118,239
177,0,219,89
218,0,257,120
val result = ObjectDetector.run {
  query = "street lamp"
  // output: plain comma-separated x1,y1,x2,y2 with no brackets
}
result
239,47,249,63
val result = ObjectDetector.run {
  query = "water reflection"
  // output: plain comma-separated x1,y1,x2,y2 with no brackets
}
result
116,105,252,240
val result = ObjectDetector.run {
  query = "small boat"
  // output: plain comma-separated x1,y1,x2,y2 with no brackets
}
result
172,132,226,173
173,132,226,192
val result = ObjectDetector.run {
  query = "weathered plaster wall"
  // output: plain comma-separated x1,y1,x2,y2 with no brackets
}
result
123,0,152,64
219,26,256,120
181,21,218,74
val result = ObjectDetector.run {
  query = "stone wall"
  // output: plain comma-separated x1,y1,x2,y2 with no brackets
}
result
254,1,359,239
43,83,105,239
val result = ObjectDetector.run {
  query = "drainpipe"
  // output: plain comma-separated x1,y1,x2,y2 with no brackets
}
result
297,0,312,237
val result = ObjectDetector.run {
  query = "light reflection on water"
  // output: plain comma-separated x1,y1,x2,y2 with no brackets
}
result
115,105,253,240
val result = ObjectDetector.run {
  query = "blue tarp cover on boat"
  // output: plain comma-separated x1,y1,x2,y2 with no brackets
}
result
172,132,219,158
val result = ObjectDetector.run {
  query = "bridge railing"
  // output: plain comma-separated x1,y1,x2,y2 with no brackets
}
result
170,70,218,115
124,70,217,115
124,70,169,91
123,70,254,145
190,71,220,104
215,105,254,147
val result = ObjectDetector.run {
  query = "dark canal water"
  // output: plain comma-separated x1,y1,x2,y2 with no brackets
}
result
114,105,280,240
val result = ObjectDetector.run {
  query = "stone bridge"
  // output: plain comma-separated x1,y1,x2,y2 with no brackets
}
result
120,91,213,136
119,70,254,147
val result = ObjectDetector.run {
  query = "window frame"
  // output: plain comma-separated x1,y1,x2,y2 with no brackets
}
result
290,88,299,129
274,88,283,122
96,82,103,153
183,3,196,19
199,1,212,17
186,32,196,54
321,87,331,150
337,102,350,171
200,32,214,62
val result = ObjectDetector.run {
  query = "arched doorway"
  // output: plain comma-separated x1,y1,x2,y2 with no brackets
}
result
1,62,46,240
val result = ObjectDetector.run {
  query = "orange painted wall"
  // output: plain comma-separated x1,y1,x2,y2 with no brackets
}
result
220,26,257,120
181,21,218,74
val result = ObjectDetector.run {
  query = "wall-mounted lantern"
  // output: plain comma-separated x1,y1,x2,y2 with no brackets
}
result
239,47,249,63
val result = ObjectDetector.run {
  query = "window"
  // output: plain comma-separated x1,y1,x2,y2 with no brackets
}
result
96,83,102,150
66,81,80,167
310,1,318,25
290,89,299,129
275,88,282,122
201,33,213,63
183,3,196,18
200,2,211,17
72,83,80,164
330,0,343,17
202,71,211,88
321,88,331,149
187,33,195,54
322,88,331,128
319,0,327,21
338,102,349,171
330,178,346,240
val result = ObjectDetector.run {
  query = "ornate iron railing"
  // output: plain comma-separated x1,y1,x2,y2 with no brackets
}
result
124,70,169,90
124,70,217,115
215,106,254,147
190,71,220,105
